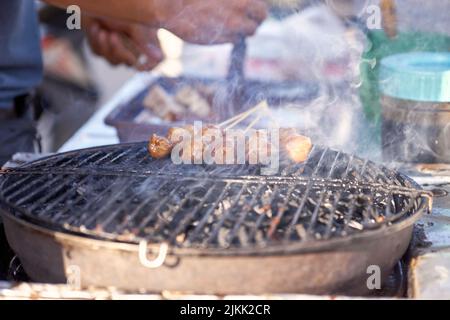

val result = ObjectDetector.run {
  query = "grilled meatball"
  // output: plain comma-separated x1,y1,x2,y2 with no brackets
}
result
148,134,173,159
281,134,312,163
202,124,222,137
168,125,211,163
212,136,239,165
279,128,299,145
278,128,312,163
149,125,312,164
251,130,278,165
171,139,205,164
202,126,224,164
167,126,191,144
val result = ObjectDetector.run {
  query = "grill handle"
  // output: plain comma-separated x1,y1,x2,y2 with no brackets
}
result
138,241,169,269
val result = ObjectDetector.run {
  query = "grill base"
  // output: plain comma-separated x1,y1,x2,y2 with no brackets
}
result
3,212,414,296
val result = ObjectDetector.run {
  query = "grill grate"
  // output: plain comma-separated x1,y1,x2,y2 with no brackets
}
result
0,143,431,250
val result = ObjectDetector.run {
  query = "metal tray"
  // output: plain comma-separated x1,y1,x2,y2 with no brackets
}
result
105,76,319,142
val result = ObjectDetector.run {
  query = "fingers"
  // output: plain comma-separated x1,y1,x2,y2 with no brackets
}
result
109,33,139,66
86,21,103,57
108,32,163,70
86,19,164,70
130,29,164,70
138,46,164,71
97,30,118,64
87,21,119,65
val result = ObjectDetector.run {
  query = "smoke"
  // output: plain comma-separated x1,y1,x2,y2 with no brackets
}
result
208,4,377,159
163,1,449,166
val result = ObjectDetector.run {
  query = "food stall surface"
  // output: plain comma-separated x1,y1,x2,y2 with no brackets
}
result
0,73,449,300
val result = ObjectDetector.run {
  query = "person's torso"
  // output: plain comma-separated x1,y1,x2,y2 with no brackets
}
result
0,0,43,108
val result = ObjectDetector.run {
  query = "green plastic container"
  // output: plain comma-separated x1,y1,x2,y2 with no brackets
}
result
379,52,450,163
360,31,450,124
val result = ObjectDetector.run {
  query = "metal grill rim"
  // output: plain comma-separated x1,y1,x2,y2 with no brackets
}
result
0,143,432,252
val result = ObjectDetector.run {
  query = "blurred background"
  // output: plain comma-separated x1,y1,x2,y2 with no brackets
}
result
35,0,449,159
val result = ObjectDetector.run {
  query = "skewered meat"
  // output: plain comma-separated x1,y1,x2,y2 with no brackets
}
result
167,125,193,144
167,125,204,163
174,139,196,163
213,133,243,165
148,125,312,164
279,128,299,144
282,134,312,163
148,134,173,159
247,130,275,165
202,124,223,137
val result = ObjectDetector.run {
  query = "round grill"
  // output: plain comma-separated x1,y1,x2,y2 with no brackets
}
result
0,143,431,252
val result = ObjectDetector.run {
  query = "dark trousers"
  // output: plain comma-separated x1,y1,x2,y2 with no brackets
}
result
0,118,37,166
0,94,40,280
0,94,40,166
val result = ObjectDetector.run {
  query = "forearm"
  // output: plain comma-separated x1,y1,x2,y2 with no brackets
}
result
43,0,177,27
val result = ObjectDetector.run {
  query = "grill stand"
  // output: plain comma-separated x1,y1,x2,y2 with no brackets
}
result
1,212,415,296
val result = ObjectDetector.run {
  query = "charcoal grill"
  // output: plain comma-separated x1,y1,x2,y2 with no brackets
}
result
0,142,431,295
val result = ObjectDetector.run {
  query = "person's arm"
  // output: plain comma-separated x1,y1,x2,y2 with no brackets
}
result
44,0,173,27
45,0,267,70
45,0,268,44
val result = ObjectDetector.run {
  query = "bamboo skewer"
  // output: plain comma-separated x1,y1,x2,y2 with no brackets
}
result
217,99,282,134
243,111,264,134
244,105,279,133
226,103,270,131
218,101,269,128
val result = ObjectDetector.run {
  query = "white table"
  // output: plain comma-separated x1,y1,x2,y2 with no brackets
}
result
59,72,159,152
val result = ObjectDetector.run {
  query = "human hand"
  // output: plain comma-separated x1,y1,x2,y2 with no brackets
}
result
84,16,164,70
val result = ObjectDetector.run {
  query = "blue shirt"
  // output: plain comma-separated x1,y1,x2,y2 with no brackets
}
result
0,0,42,109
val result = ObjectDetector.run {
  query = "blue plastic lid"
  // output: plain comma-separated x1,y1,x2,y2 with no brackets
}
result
379,52,450,102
